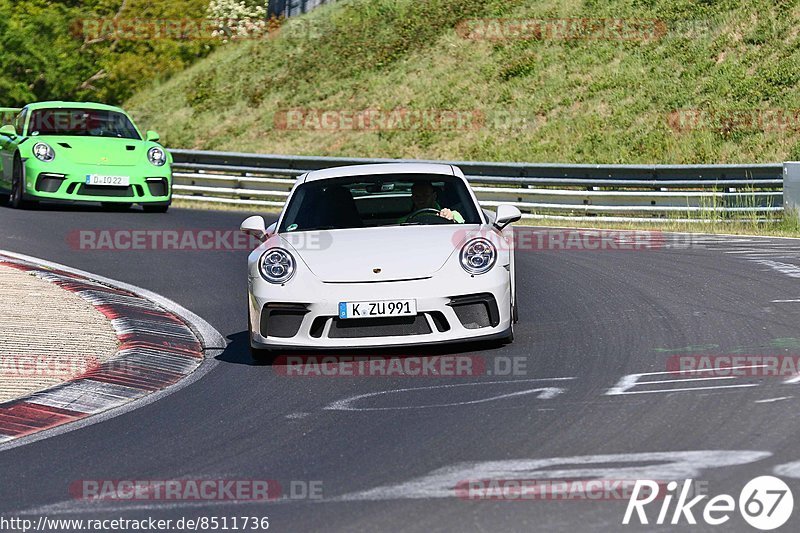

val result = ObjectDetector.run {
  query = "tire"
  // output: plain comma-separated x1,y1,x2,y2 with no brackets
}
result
500,299,515,345
502,323,515,344
10,154,36,209
142,203,170,213
102,202,133,211
512,283,519,324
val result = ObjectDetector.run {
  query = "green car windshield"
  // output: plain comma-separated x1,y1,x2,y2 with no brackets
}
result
26,108,140,139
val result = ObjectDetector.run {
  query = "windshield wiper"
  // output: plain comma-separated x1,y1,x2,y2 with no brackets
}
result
289,225,336,232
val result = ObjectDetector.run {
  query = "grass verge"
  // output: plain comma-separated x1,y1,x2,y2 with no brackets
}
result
128,0,800,164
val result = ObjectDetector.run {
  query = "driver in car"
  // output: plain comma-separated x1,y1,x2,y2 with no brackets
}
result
401,181,465,223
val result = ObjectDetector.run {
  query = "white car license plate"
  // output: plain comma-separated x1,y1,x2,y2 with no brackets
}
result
339,299,417,319
85,174,130,187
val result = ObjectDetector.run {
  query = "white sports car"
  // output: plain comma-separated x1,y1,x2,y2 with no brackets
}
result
240,163,521,358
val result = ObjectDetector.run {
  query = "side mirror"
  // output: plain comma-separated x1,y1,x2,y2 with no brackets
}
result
146,130,160,142
240,215,268,241
266,222,277,235
0,125,17,138
494,204,521,230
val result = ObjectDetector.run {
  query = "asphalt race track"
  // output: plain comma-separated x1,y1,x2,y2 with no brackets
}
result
2,204,800,532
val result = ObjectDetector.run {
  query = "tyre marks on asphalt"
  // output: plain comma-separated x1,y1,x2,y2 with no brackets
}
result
694,235,800,280
0,254,205,443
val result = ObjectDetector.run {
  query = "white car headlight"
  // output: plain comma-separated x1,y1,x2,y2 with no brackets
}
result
33,142,55,162
148,147,166,166
460,238,496,275
259,248,296,284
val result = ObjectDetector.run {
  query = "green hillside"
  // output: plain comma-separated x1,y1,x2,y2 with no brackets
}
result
126,0,800,164
0,0,212,106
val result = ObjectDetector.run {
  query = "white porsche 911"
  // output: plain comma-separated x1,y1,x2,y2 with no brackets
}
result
240,163,521,358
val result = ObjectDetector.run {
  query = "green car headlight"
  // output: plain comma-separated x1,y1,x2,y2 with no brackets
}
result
148,147,166,166
33,142,55,162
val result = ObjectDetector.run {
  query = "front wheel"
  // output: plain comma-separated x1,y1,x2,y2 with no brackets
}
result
500,299,515,344
501,322,515,344
512,286,519,324
10,155,36,209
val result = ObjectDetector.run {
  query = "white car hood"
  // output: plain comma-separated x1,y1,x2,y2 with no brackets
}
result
279,225,482,283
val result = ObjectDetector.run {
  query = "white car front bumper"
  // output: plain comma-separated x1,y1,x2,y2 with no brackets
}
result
247,263,512,349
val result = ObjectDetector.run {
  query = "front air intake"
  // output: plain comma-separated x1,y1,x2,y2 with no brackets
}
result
260,303,309,338
448,293,499,329
329,315,431,338
35,173,66,193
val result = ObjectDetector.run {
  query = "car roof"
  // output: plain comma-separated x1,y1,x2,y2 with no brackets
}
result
303,163,456,183
24,101,127,113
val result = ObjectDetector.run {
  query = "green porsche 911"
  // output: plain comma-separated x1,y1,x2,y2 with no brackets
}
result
0,101,172,212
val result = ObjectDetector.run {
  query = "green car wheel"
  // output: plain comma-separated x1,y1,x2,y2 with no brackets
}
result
9,154,36,209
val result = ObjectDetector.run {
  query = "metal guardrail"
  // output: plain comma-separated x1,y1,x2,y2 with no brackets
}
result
169,149,785,222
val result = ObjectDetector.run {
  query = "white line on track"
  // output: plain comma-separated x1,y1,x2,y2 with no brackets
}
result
610,384,759,395
725,250,800,255
752,260,800,278
782,374,800,384
755,396,793,403
633,376,738,385
324,378,575,411
723,250,776,254
606,365,767,396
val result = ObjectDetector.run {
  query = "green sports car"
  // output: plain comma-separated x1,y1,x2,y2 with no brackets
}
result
0,101,172,212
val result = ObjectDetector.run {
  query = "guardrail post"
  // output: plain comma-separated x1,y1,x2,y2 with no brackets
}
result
785,162,800,220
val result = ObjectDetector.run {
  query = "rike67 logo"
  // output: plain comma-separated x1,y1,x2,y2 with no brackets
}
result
624,476,793,530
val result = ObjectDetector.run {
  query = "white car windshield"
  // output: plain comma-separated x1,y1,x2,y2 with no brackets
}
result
278,174,482,232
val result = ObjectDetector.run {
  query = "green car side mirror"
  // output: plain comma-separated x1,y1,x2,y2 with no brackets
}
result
0,124,17,138
146,130,160,142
